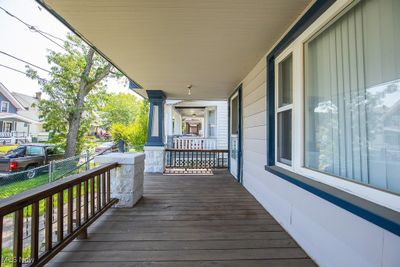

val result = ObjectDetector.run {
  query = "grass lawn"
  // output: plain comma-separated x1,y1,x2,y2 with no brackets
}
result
0,174,49,199
0,145,17,154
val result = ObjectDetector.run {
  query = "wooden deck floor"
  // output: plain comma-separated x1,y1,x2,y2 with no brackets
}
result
49,171,316,267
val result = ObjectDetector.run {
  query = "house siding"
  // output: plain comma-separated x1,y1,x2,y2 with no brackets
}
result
241,55,400,266
215,101,228,149
0,93,17,113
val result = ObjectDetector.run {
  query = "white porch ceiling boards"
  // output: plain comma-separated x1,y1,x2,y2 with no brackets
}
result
42,0,311,100
176,108,205,118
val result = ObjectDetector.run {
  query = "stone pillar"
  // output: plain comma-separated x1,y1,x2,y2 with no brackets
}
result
94,152,145,207
144,90,166,173
144,146,165,173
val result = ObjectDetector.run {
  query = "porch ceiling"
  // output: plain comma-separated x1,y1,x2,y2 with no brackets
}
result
41,0,311,100
176,107,205,118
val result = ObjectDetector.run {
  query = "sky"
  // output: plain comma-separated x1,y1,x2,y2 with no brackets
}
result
0,0,136,98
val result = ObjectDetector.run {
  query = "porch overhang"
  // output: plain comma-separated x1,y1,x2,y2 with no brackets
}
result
0,113,40,124
37,0,311,100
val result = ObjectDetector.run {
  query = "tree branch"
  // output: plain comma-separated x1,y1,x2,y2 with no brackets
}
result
79,48,95,91
84,63,112,93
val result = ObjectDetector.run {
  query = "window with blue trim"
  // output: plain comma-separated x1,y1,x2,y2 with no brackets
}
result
276,54,293,166
269,0,400,196
303,0,400,194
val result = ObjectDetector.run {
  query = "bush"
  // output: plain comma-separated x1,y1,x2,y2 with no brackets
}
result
111,121,147,152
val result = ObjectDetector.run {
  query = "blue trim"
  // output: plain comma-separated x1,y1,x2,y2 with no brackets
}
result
228,85,243,184
146,90,166,100
128,80,141,89
266,166,400,237
266,0,335,165
145,90,166,147
264,0,400,237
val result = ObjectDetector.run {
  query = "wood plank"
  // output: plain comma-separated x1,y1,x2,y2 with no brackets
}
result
96,214,273,221
48,259,316,267
76,184,81,228
13,209,23,267
47,172,315,266
31,202,39,263
86,223,284,234
93,218,280,227
62,239,299,252
68,188,73,235
50,248,309,262
57,191,64,242
45,196,53,251
77,231,291,241
107,209,270,216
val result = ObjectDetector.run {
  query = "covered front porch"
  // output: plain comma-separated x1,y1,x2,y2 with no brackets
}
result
49,171,315,266
3,0,398,266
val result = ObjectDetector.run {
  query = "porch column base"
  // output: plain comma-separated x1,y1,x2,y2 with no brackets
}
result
144,146,165,173
94,152,145,208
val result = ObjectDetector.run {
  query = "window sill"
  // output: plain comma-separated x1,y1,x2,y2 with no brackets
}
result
264,165,400,237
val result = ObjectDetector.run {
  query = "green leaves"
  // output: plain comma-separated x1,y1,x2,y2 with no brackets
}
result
106,98,149,151
26,32,119,155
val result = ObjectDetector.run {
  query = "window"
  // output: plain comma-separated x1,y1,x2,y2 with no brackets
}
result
26,146,45,156
231,96,238,135
3,122,12,132
267,0,400,208
276,54,293,166
207,109,216,137
1,101,10,112
304,0,400,193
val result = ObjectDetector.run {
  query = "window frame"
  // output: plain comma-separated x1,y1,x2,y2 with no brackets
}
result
274,50,294,169
268,0,400,211
230,92,239,136
206,107,217,138
1,101,10,113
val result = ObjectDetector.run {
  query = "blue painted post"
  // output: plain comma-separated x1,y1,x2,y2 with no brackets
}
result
144,90,166,172
145,90,166,146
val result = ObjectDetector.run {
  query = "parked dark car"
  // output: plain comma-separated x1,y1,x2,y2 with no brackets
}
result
0,144,64,178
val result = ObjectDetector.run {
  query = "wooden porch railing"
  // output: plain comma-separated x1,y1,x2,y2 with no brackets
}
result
165,149,228,169
173,137,217,150
0,162,119,266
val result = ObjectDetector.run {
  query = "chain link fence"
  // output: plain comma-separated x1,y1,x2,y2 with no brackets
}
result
0,152,97,200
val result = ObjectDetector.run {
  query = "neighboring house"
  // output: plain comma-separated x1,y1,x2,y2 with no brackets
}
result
164,100,228,149
0,82,48,144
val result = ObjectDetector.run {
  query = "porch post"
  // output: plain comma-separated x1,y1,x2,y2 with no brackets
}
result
144,90,166,173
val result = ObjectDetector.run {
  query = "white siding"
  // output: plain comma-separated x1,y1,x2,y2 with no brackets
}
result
216,101,228,149
241,56,400,266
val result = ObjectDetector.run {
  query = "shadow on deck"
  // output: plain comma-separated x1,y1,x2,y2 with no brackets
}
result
48,171,316,266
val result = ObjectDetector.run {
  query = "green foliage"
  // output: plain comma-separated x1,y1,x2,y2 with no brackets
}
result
0,145,17,154
110,123,132,143
100,93,141,129
1,247,31,266
26,33,122,155
109,100,149,151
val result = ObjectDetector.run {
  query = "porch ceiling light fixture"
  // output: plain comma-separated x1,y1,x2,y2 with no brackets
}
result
187,85,192,96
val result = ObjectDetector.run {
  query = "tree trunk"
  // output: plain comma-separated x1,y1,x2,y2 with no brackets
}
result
65,95,85,157
63,48,112,157
64,48,94,157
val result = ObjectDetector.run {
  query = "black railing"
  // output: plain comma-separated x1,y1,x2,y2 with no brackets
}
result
165,149,228,169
